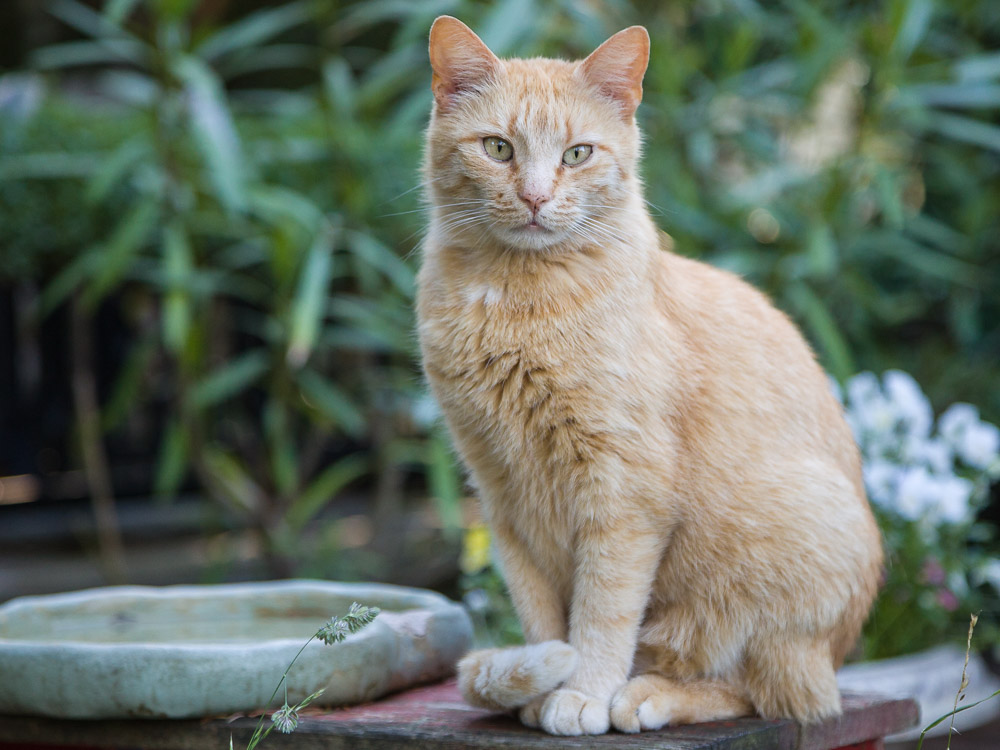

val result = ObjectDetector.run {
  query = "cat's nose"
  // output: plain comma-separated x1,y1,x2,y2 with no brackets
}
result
518,190,551,213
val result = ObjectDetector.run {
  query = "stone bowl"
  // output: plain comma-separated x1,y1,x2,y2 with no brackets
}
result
0,580,472,719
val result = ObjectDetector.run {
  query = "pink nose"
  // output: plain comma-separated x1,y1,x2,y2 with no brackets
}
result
518,190,550,213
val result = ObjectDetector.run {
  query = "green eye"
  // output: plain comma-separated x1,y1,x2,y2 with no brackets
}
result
562,144,593,166
483,136,513,162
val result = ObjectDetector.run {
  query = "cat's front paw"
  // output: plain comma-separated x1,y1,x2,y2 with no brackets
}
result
539,688,610,736
610,676,675,733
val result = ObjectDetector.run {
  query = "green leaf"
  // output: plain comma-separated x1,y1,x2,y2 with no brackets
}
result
924,112,1000,153
175,55,247,213
346,230,415,298
786,283,854,382
82,198,159,309
296,368,366,437
264,399,297,498
906,216,970,256
101,336,156,432
40,251,101,317
955,52,1000,82
247,185,325,232
337,0,451,38
154,0,198,21
891,0,933,62
427,431,462,537
875,168,904,229
917,689,1000,749
356,43,425,110
327,295,414,355
104,0,142,24
479,0,536,55
190,349,269,408
215,43,316,80
48,0,146,46
903,82,1000,109
154,417,189,499
286,454,369,531
86,136,148,204
162,221,193,354
870,233,982,287
32,39,146,69
322,58,357,118
201,445,262,515
196,1,313,62
287,226,334,368
0,152,102,180
805,224,837,279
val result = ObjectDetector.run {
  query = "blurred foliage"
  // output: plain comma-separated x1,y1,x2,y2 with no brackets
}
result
0,0,998,648
0,0,462,574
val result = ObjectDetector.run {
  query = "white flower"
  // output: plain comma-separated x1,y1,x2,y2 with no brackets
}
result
863,459,901,509
938,403,1000,471
867,400,899,438
895,465,933,521
892,466,973,525
957,420,1000,472
841,370,996,525
939,403,980,448
933,474,975,525
904,436,953,474
846,371,881,410
884,370,933,439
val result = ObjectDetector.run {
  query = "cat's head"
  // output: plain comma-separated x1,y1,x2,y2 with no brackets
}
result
425,17,649,252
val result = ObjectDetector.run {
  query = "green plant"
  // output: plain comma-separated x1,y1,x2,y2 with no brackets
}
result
916,614,1000,750
235,601,379,749
1,0,462,575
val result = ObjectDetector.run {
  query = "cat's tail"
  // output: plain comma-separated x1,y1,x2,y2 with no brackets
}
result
457,641,578,710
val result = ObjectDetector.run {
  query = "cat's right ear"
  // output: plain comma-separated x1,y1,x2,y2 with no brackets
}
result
429,16,500,111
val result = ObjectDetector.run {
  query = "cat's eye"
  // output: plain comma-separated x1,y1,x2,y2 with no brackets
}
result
483,136,513,162
562,144,593,166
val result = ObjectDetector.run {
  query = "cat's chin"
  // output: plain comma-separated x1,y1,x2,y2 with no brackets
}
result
496,224,571,252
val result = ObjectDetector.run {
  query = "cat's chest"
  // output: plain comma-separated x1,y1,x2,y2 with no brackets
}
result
423,295,574,415
418,283,636,469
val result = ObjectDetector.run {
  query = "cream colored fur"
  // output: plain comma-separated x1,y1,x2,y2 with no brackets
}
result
417,16,883,736
457,640,578,711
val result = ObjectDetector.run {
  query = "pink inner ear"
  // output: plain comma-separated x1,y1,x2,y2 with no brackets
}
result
578,26,650,119
429,16,500,108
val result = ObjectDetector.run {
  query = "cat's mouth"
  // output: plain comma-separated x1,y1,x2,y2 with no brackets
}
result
522,219,549,232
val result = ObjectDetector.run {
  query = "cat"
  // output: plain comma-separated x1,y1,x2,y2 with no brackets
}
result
415,16,882,737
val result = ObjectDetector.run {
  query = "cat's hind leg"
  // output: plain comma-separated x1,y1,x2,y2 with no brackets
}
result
742,635,841,722
457,641,578,711
609,673,752,732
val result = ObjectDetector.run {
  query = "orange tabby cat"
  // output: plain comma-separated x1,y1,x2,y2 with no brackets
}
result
416,16,882,736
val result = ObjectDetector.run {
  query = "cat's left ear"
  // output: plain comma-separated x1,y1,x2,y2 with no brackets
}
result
577,26,650,121
429,16,501,111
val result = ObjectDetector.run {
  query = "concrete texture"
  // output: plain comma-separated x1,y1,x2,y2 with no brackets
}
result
0,579,472,719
